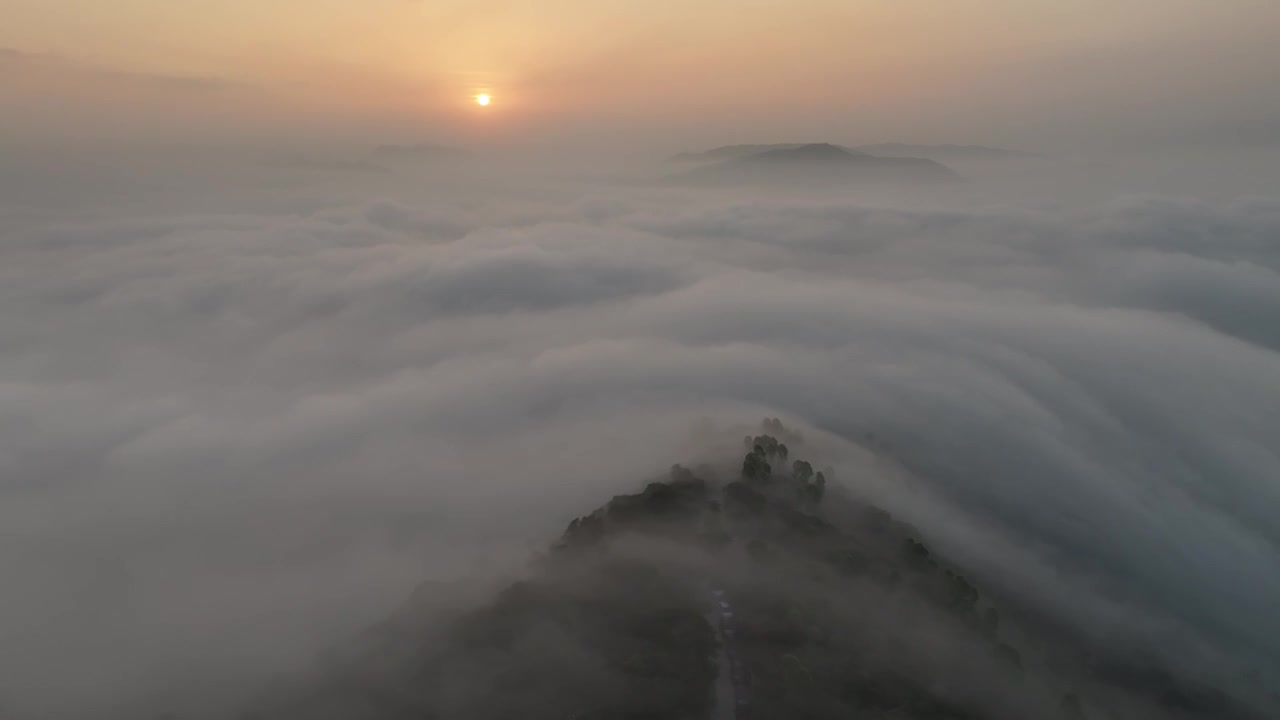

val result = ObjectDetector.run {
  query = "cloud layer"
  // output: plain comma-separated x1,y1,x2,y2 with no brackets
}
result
2,159,1279,717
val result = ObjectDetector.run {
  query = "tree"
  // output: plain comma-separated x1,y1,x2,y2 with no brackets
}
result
751,434,780,456
669,464,695,483
792,460,814,484
743,449,772,482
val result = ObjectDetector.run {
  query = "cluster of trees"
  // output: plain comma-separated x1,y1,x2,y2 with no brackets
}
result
246,415,1269,720
741,425,827,508
560,466,711,549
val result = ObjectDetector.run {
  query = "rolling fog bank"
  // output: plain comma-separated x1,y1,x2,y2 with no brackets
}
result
1,145,1279,718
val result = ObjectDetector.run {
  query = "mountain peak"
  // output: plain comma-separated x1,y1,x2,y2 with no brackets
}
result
746,143,858,163
251,417,1269,720
676,142,962,185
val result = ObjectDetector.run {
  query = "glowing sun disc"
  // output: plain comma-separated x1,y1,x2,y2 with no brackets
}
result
475,94,491,107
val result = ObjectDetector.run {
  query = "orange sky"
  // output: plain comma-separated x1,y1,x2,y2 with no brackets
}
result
3,0,1278,149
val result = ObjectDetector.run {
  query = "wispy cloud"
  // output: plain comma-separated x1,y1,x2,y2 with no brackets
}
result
1,152,1279,717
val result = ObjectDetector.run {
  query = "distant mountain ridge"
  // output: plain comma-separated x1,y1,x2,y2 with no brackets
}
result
673,143,1031,164
676,142,961,185
857,143,1034,159
672,143,858,163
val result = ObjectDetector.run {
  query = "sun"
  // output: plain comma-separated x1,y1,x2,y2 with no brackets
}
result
475,93,491,107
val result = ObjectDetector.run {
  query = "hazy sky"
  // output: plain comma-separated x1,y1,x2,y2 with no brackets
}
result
3,1,1280,149
5,4,1280,718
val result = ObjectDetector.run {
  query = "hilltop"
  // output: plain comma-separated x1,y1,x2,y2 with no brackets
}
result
671,144,850,163
245,419,1270,720
855,144,1034,159
672,143,1030,164
676,143,960,185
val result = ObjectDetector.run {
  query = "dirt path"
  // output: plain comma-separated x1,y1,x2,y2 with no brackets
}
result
708,587,748,720
707,593,737,720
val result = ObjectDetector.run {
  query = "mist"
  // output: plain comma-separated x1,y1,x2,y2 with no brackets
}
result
2,135,1279,719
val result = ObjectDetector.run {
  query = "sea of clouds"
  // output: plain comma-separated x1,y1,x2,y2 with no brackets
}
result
1,150,1278,718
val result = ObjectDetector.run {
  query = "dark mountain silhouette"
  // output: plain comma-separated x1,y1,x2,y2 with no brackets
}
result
672,143,1032,165
678,143,961,185
855,144,1035,159
672,143,863,163
243,419,1272,720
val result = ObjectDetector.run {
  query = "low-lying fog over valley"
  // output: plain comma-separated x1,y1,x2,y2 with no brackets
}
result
4,2,1280,717
3,142,1279,719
